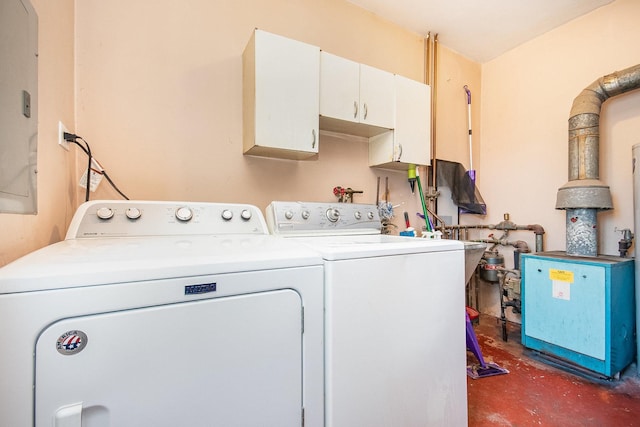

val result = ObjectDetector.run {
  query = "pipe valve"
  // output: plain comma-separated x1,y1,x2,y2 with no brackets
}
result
615,227,634,257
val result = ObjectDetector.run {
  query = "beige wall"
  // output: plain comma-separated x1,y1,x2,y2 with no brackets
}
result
0,0,75,266
73,0,425,210
71,0,478,236
2,0,479,266
481,0,640,254
477,0,640,318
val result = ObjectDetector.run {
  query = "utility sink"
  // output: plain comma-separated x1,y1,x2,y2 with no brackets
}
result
463,241,486,284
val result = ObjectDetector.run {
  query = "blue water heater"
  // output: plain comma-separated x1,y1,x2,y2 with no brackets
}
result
521,252,635,378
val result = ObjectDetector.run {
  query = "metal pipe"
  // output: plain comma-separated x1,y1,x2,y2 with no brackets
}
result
556,64,640,256
438,222,545,252
430,34,438,190
424,32,431,87
425,205,447,228
441,222,544,233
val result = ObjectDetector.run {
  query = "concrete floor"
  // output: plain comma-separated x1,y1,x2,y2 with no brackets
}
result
467,315,640,426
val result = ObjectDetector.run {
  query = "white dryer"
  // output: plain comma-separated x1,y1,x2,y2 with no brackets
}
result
267,201,467,427
0,200,324,427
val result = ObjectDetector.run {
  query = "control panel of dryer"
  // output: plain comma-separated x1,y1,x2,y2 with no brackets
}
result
66,200,268,238
266,201,381,236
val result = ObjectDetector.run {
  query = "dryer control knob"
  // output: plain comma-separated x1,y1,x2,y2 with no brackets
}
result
301,210,310,220
221,209,233,221
125,207,142,220
354,211,362,220
96,207,114,220
367,211,375,220
284,210,294,220
175,207,193,222
240,209,252,220
326,208,340,222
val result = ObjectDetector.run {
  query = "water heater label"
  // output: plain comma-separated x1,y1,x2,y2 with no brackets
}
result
549,269,573,283
552,281,571,300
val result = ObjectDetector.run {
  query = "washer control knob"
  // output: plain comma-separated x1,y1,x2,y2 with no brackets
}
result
125,207,142,220
367,211,375,220
354,211,362,220
240,209,252,220
221,209,233,221
326,208,340,222
301,210,310,220
284,210,294,220
175,207,193,222
96,207,114,220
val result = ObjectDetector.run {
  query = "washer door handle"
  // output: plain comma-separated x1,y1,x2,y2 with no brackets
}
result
55,402,83,427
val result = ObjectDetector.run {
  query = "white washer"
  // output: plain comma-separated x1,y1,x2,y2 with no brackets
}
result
0,200,324,427
267,201,468,427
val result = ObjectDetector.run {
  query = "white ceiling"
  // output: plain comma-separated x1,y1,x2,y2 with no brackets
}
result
347,0,614,63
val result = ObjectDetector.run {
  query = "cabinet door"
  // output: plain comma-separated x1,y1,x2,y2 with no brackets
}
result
244,30,319,158
320,52,360,122
359,64,395,129
394,75,430,165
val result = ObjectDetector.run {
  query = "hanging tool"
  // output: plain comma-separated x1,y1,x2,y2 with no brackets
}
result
407,164,417,194
415,167,432,232
376,176,394,233
463,85,476,185
385,177,389,203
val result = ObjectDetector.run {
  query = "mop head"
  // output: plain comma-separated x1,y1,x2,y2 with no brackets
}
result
467,362,509,379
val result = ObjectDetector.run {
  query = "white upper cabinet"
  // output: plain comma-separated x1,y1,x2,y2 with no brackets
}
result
243,29,320,160
358,64,395,129
319,52,394,137
319,53,360,123
369,74,431,169
242,31,430,167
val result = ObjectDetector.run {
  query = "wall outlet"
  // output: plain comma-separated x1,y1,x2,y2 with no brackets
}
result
58,121,70,151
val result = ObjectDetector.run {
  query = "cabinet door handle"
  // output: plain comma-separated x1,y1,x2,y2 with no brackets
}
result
363,103,368,120
353,101,358,119
311,129,316,148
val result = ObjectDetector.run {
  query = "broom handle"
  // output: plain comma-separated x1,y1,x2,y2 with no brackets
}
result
464,85,473,171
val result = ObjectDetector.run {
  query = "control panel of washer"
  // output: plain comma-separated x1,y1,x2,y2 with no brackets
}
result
266,201,381,236
66,200,268,238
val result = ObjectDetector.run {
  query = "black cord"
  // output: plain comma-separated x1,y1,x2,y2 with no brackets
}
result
64,133,129,201
66,138,91,201
80,138,91,202
102,171,129,200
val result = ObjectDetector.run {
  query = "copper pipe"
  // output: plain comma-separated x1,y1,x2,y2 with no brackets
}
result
424,32,431,85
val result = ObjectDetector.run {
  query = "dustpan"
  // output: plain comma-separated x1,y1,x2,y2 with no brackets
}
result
465,309,509,379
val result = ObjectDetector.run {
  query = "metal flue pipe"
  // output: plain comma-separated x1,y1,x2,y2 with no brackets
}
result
556,64,640,256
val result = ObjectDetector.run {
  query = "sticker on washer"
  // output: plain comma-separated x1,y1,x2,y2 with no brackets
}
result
56,330,88,355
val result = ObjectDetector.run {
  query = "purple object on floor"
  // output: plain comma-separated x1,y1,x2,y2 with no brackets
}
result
466,311,509,379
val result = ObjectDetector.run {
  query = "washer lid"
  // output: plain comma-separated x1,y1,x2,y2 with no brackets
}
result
289,234,464,260
0,235,322,294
